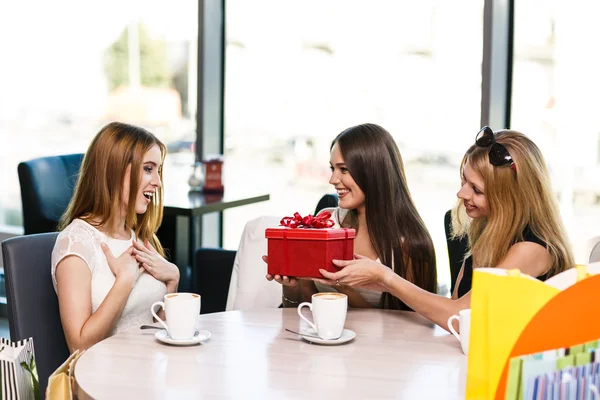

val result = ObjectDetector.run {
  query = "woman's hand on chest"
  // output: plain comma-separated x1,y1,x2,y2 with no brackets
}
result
132,239,180,287
101,243,142,286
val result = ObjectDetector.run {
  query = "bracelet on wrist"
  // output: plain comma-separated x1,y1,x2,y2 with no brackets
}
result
282,294,300,304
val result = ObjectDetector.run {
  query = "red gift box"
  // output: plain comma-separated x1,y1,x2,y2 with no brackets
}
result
265,212,355,278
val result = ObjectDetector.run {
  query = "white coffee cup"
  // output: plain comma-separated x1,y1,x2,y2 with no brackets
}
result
297,292,348,340
447,308,471,355
151,293,201,340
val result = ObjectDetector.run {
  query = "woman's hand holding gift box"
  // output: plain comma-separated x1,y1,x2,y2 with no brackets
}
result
265,212,355,279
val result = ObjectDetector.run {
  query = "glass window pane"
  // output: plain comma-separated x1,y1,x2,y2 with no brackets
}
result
512,0,600,263
0,1,198,227
224,0,484,290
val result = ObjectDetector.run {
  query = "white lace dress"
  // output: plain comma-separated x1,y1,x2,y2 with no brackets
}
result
51,219,167,335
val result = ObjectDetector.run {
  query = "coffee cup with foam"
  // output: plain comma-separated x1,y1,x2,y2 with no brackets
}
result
151,293,201,340
297,292,348,340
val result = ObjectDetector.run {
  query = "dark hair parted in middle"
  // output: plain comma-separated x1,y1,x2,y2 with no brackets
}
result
331,123,437,309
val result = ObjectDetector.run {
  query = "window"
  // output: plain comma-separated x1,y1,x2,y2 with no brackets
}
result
0,1,198,228
224,0,484,290
512,0,600,262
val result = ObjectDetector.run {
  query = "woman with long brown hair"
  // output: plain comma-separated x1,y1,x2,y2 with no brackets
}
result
267,123,438,310
316,127,574,329
52,122,180,352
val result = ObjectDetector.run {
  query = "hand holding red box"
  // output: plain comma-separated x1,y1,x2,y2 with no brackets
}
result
265,211,356,278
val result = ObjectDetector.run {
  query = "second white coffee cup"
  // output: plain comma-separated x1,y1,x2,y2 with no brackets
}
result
447,308,471,355
151,293,201,340
297,292,348,340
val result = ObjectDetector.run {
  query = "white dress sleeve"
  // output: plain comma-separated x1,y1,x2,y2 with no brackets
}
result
51,221,98,292
226,215,282,311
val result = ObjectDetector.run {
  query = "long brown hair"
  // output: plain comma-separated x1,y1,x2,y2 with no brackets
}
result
452,129,574,276
59,122,167,255
332,123,437,310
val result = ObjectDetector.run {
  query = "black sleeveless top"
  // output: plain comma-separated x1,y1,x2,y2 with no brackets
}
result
456,228,550,298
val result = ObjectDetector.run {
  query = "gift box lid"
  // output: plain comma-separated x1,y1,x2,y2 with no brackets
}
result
265,227,355,240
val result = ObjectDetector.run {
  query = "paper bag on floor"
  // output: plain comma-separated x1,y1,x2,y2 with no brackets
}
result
46,350,84,400
0,337,39,400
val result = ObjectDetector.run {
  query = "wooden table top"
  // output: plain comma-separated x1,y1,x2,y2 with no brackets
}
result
74,308,466,399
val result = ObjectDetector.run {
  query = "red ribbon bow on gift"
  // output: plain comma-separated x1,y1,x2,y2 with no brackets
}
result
280,211,334,229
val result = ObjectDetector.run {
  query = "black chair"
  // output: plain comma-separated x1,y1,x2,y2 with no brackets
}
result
444,209,469,295
194,193,340,313
313,193,339,215
18,154,84,234
1,233,69,397
195,248,237,314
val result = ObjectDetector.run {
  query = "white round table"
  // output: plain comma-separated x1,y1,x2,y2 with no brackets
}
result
75,309,467,399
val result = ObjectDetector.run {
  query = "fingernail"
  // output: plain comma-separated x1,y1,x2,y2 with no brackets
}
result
101,243,106,248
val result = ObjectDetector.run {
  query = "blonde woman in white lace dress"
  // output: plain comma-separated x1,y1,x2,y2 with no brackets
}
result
51,122,180,352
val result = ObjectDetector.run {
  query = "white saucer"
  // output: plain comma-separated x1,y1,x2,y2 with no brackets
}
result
301,329,356,345
155,329,211,346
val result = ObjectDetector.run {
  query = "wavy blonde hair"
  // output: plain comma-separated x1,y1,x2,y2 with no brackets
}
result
451,129,573,277
59,122,167,256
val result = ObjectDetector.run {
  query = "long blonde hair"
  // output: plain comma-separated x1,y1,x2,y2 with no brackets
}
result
59,122,167,256
451,130,573,277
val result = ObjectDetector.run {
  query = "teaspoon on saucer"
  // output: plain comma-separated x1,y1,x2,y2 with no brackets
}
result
284,328,321,339
140,325,162,330
140,325,199,336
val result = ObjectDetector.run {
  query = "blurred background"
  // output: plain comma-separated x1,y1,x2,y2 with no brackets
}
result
1,0,599,291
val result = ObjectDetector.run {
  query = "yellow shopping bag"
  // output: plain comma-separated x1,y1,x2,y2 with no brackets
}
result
46,350,84,400
466,265,600,399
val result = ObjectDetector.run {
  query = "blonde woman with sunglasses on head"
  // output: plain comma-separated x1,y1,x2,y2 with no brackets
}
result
316,127,574,331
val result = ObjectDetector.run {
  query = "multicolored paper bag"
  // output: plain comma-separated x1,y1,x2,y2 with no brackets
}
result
466,264,600,399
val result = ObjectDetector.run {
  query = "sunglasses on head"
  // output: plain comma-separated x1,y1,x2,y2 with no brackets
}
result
475,126,516,172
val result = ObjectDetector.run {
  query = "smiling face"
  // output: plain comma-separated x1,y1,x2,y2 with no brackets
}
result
122,144,163,215
457,161,489,219
329,143,366,212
